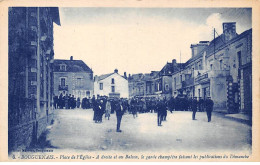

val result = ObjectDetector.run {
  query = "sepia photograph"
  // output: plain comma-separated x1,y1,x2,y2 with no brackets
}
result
1,0,260,162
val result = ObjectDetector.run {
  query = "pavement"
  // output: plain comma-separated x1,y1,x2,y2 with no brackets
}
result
213,109,251,125
42,109,252,154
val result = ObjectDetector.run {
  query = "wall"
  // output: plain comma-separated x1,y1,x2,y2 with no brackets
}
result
54,72,94,99
8,7,58,152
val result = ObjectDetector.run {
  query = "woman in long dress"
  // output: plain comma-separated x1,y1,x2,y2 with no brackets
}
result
105,99,112,120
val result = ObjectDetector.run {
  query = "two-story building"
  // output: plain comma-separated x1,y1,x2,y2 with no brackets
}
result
94,69,129,98
53,56,94,100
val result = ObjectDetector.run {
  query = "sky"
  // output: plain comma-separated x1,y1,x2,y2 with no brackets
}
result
53,8,252,76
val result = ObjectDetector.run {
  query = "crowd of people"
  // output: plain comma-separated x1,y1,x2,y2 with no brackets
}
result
53,93,93,110
53,93,214,131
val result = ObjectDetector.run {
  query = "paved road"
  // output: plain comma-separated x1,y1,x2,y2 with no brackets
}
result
46,109,251,154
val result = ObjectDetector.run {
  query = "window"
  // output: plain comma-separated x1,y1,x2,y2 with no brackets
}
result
60,64,66,71
198,89,201,98
180,75,183,82
76,78,82,86
237,51,242,67
220,60,223,70
61,78,66,86
99,83,103,90
111,78,115,84
111,86,115,93
210,64,213,70
165,84,169,91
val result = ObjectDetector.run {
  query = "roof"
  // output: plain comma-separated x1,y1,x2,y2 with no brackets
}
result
159,62,184,76
96,72,127,81
53,59,93,73
97,73,114,81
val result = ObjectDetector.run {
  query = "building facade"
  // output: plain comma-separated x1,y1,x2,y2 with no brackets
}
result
53,56,94,100
128,71,158,98
94,69,129,98
172,22,252,115
8,7,60,151
155,60,184,99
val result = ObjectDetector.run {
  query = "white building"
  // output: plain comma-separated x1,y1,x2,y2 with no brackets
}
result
94,69,129,98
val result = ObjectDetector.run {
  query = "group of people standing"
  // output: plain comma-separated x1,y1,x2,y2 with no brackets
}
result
54,93,215,131
155,96,214,126
92,96,127,132
53,94,92,110
53,93,80,109
191,96,214,122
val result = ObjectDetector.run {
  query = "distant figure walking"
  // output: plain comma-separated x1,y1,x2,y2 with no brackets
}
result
205,97,214,122
192,97,198,120
115,100,124,132
156,98,166,126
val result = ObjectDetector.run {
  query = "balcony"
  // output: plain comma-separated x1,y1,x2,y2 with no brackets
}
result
59,85,68,91
182,78,194,88
195,73,208,83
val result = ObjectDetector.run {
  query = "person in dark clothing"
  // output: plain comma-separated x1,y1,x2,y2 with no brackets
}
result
99,99,106,123
65,94,69,109
81,97,86,109
205,97,214,122
76,97,81,108
156,99,166,126
115,100,124,132
58,93,63,109
168,97,174,113
53,96,58,109
198,97,204,112
130,99,138,118
72,95,76,109
192,97,198,120
92,98,98,122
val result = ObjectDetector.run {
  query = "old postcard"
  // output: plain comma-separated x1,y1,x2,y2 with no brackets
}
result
0,0,260,162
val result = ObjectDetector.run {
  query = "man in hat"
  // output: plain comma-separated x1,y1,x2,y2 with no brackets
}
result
205,96,214,122
115,100,124,132
192,97,198,120
156,98,166,126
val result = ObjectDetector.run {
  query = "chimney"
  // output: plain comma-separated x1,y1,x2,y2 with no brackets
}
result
223,22,237,42
190,41,209,58
114,69,118,73
124,72,127,78
70,56,73,60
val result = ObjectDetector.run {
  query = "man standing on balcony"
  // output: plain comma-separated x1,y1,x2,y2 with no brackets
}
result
192,97,198,120
205,96,214,122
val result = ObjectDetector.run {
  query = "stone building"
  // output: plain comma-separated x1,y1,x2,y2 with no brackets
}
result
53,56,94,100
8,7,60,151
154,60,184,99
128,71,158,98
94,69,129,98
172,22,252,115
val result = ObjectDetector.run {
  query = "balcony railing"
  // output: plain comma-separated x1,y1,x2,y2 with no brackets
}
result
182,78,194,88
195,73,208,82
59,85,68,91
